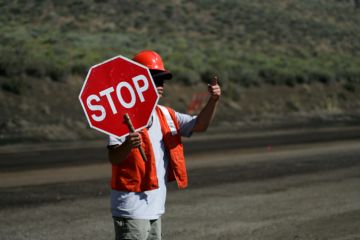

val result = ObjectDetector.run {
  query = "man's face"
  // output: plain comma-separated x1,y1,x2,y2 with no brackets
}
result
154,79,165,97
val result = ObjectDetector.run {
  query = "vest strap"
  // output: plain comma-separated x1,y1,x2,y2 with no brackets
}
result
158,105,178,135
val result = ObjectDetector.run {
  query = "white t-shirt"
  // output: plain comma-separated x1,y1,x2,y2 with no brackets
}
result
108,110,196,220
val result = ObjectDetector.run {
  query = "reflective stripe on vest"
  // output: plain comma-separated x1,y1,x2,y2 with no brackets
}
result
157,105,178,135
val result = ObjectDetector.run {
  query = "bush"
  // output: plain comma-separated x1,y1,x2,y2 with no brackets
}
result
224,81,241,101
173,68,201,85
200,71,218,84
343,83,356,93
1,77,27,95
0,45,28,77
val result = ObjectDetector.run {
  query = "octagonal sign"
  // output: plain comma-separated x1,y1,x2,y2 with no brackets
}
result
79,56,159,139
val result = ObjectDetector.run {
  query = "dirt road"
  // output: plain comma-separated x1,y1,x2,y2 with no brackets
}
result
0,138,359,239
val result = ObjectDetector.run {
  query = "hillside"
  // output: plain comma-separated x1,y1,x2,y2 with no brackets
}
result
0,0,360,143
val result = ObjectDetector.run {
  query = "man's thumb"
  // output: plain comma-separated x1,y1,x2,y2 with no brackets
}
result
210,75,218,86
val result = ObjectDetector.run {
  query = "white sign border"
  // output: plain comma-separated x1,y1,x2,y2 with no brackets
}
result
78,55,160,140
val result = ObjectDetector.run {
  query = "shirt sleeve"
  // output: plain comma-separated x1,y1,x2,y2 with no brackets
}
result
108,135,126,146
175,111,197,137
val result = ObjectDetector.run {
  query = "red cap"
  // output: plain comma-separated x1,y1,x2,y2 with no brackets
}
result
133,50,172,80
133,50,166,71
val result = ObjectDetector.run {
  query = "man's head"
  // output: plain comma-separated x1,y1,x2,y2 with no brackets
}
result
133,50,172,97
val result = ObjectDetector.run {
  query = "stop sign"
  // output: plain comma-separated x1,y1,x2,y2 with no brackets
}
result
79,56,159,139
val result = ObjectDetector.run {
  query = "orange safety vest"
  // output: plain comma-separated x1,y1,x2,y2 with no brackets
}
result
111,105,188,192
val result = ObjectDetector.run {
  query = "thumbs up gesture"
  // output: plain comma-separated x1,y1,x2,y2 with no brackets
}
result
208,75,221,101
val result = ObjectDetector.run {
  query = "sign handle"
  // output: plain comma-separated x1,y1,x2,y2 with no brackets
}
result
124,114,147,162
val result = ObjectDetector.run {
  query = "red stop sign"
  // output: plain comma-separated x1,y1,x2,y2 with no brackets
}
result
79,56,159,139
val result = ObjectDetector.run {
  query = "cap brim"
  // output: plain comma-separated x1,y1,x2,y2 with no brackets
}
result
150,70,172,81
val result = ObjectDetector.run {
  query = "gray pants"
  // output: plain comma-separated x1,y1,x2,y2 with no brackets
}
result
113,217,162,240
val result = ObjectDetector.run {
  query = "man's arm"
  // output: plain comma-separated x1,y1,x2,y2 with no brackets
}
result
192,78,221,132
108,133,142,164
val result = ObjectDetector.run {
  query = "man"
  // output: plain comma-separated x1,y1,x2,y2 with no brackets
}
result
107,50,221,240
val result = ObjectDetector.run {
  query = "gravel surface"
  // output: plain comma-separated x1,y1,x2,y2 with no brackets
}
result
0,141,359,240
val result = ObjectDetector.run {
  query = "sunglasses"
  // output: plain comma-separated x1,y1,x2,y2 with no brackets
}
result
150,69,172,87
154,78,165,86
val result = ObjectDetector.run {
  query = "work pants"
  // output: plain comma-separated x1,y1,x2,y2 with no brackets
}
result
113,217,162,240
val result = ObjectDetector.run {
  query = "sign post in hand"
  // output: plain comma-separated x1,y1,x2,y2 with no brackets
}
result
124,113,147,161
79,56,159,162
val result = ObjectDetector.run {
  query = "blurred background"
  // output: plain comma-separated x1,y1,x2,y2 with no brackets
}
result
1,0,360,142
0,1,360,240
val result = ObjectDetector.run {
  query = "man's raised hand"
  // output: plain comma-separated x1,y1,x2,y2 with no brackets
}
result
208,76,221,101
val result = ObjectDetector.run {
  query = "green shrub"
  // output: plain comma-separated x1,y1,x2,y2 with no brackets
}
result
1,0,360,91
173,68,201,85
1,77,27,95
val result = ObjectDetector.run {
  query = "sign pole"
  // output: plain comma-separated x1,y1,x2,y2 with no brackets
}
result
124,114,147,162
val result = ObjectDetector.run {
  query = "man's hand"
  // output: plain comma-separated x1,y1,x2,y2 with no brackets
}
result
108,132,142,164
193,75,221,132
208,77,221,101
126,132,142,148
